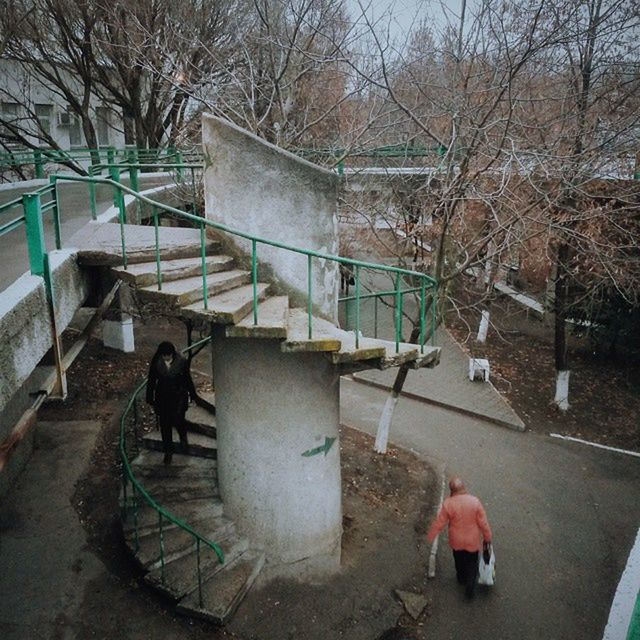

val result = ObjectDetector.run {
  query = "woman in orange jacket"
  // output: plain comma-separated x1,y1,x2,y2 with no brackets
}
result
427,476,492,598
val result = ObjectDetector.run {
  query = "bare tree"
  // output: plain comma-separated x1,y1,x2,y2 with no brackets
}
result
329,0,558,451
517,0,640,410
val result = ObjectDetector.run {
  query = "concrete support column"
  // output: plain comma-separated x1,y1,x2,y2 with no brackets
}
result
212,334,342,583
102,285,135,352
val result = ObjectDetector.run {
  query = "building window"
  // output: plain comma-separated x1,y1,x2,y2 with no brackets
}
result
35,103,52,137
69,111,83,147
0,102,20,143
96,106,110,146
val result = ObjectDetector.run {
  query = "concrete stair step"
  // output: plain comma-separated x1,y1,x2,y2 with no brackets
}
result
112,255,235,287
283,309,441,370
141,430,217,459
282,309,343,353
138,270,250,307
181,283,270,325
130,515,235,571
140,474,218,502
226,296,289,339
177,549,265,624
186,392,217,438
130,449,216,478
122,497,224,539
144,532,251,600
74,222,221,266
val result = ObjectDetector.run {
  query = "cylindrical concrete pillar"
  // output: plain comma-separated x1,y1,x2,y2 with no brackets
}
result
212,335,342,582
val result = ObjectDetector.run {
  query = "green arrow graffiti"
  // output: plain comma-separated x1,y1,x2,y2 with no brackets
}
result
302,436,336,458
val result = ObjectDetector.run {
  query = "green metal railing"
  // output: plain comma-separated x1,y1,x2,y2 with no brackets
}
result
2,155,438,604
340,285,436,348
48,172,438,352
120,336,224,608
0,145,202,180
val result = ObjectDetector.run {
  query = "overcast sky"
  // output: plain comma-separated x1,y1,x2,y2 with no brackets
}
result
345,0,470,38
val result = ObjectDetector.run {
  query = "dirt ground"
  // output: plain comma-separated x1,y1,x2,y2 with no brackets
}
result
38,320,440,640
449,303,640,452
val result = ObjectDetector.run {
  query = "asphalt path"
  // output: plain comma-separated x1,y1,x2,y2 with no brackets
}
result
340,378,640,640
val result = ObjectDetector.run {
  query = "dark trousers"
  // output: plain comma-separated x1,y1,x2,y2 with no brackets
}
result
453,550,479,597
158,410,188,454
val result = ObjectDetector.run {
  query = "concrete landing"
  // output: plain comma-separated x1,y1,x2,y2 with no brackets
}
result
0,421,104,640
352,328,525,430
70,222,220,266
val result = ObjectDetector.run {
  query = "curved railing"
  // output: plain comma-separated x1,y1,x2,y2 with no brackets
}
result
120,336,222,608
3,158,438,610
47,173,438,352
0,146,202,179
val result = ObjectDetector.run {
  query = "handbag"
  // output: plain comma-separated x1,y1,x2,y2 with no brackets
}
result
478,544,495,586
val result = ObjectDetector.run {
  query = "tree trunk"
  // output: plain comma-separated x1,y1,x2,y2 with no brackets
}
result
553,242,570,411
476,309,490,343
374,324,421,454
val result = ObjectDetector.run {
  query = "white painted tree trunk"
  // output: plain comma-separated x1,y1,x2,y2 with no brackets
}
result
554,370,571,411
477,310,490,343
374,393,399,454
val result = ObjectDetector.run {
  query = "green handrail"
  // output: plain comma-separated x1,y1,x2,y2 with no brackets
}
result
50,172,437,353
119,336,224,608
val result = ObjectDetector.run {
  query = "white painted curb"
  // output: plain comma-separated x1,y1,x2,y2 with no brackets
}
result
549,434,640,459
602,527,640,640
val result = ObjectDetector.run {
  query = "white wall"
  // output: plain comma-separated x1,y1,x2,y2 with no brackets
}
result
202,115,339,322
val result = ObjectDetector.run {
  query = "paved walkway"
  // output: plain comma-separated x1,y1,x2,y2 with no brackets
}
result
0,174,170,293
341,378,640,640
353,327,525,430
0,421,105,639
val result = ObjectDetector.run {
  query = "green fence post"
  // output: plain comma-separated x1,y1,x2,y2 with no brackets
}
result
153,206,162,290
200,222,208,309
431,286,437,346
49,176,62,250
117,187,128,269
419,281,426,354
34,150,45,179
307,255,313,338
395,273,402,353
110,166,121,207
354,265,361,348
252,240,259,325
88,180,97,220
23,192,46,276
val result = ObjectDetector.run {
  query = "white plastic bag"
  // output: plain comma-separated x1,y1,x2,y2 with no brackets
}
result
478,545,495,586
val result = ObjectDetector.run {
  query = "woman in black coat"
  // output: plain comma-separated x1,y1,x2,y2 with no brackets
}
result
146,341,196,464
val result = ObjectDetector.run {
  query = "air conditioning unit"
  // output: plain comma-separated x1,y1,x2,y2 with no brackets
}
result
57,111,73,126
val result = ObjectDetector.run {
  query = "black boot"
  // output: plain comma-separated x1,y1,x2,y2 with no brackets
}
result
163,451,172,465
180,435,189,455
